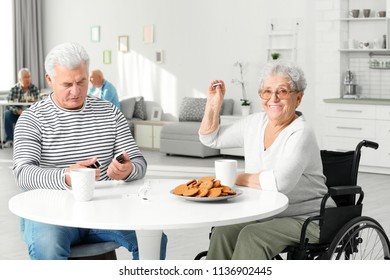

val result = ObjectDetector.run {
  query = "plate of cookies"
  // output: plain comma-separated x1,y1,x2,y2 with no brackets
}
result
170,176,242,202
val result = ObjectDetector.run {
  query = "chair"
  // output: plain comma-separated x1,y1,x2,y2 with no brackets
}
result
68,242,120,260
195,140,390,260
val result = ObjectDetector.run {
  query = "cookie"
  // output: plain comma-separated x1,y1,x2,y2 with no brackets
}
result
208,188,222,198
199,176,214,182
183,188,199,197
199,180,213,190
213,180,221,188
186,179,197,186
173,184,189,195
197,188,209,197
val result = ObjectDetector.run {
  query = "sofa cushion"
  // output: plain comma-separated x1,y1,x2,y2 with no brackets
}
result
178,97,234,122
179,97,207,122
120,97,137,119
160,122,202,141
133,96,147,120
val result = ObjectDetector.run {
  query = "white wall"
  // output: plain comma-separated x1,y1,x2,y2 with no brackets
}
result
42,0,318,124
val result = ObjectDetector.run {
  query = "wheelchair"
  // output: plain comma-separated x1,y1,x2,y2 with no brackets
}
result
195,140,390,260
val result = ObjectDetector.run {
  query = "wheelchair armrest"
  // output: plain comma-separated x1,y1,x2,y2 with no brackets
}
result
328,185,362,196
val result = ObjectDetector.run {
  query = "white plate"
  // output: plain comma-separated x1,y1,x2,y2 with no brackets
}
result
170,188,243,202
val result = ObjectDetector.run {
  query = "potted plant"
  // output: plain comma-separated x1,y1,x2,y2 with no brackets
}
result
232,61,251,116
271,52,281,60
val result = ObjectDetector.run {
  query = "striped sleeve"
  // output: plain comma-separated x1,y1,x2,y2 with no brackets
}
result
13,96,147,191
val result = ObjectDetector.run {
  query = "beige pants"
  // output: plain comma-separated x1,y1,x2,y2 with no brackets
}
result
206,217,320,260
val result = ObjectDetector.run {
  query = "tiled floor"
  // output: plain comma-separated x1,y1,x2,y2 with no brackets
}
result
1,147,390,260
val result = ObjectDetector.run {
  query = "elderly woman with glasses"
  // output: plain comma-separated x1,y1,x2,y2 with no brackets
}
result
199,61,335,260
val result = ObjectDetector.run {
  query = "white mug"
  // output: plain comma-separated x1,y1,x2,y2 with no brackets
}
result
215,159,237,187
69,168,96,201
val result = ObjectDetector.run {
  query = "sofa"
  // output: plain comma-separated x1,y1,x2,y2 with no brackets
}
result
160,97,234,158
120,96,173,135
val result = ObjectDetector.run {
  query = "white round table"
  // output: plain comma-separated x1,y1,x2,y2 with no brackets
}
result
9,179,288,259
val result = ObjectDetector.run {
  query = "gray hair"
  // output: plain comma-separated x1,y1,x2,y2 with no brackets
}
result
18,68,31,79
259,60,307,92
45,42,90,80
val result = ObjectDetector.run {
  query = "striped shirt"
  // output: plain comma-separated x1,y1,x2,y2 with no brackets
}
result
13,94,147,191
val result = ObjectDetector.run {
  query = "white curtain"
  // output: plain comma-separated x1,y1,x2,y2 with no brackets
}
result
13,0,45,89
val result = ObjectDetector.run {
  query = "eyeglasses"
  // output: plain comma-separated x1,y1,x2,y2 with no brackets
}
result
258,88,296,100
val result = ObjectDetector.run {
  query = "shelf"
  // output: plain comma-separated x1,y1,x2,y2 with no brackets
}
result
340,49,389,52
340,17,387,21
369,66,390,69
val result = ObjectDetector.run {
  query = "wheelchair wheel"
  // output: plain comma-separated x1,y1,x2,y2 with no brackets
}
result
327,216,390,260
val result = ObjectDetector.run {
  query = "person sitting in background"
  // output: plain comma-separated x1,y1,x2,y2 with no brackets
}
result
88,69,121,110
4,68,39,148
13,42,167,260
199,61,336,259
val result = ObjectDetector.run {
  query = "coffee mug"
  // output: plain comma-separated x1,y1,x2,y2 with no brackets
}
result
349,9,359,18
69,168,96,201
377,11,386,17
215,159,237,187
363,9,371,18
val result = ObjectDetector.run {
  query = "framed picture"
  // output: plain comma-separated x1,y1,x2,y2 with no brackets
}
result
103,50,111,64
118,35,129,52
156,50,164,63
143,24,154,43
151,107,162,121
91,26,100,42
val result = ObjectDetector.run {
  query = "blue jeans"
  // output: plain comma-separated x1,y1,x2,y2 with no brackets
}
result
4,110,19,142
20,218,168,260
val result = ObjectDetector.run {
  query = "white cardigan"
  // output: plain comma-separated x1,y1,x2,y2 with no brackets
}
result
199,112,335,219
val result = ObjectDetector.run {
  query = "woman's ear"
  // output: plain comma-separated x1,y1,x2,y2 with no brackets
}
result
296,91,304,107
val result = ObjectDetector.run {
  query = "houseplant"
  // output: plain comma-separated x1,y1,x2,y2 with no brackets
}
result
232,61,251,116
271,52,281,60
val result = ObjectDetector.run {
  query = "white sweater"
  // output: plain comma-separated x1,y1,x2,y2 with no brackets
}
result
200,112,335,219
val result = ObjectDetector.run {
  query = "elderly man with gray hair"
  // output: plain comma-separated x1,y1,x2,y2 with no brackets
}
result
13,42,167,260
4,68,40,148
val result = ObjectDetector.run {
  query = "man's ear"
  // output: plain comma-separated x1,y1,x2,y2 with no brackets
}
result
45,73,53,87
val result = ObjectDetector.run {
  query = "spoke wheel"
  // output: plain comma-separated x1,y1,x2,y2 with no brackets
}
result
327,216,390,260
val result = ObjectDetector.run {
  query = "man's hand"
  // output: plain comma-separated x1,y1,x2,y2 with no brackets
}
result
107,151,133,180
64,157,101,186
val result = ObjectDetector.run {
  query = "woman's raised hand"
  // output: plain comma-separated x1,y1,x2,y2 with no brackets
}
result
207,80,225,111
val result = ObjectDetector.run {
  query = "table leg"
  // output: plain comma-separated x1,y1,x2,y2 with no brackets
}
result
135,230,162,260
0,105,4,149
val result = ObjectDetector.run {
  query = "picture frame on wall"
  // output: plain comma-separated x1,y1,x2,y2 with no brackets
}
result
143,24,154,43
151,107,162,121
103,50,111,64
91,26,100,42
156,50,164,63
118,36,129,52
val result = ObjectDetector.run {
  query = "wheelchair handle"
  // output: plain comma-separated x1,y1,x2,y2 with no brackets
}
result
359,140,379,150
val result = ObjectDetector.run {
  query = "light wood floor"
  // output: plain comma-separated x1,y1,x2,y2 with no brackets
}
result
1,148,389,260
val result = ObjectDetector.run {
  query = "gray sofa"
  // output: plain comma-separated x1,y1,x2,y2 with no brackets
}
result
120,96,173,135
160,97,234,158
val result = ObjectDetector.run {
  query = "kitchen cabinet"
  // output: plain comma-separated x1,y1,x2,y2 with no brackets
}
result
323,101,390,173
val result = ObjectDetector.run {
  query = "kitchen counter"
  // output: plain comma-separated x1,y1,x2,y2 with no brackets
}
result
324,98,390,106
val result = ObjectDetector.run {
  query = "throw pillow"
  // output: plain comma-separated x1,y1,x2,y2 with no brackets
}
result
179,97,207,122
120,97,136,119
133,96,147,120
